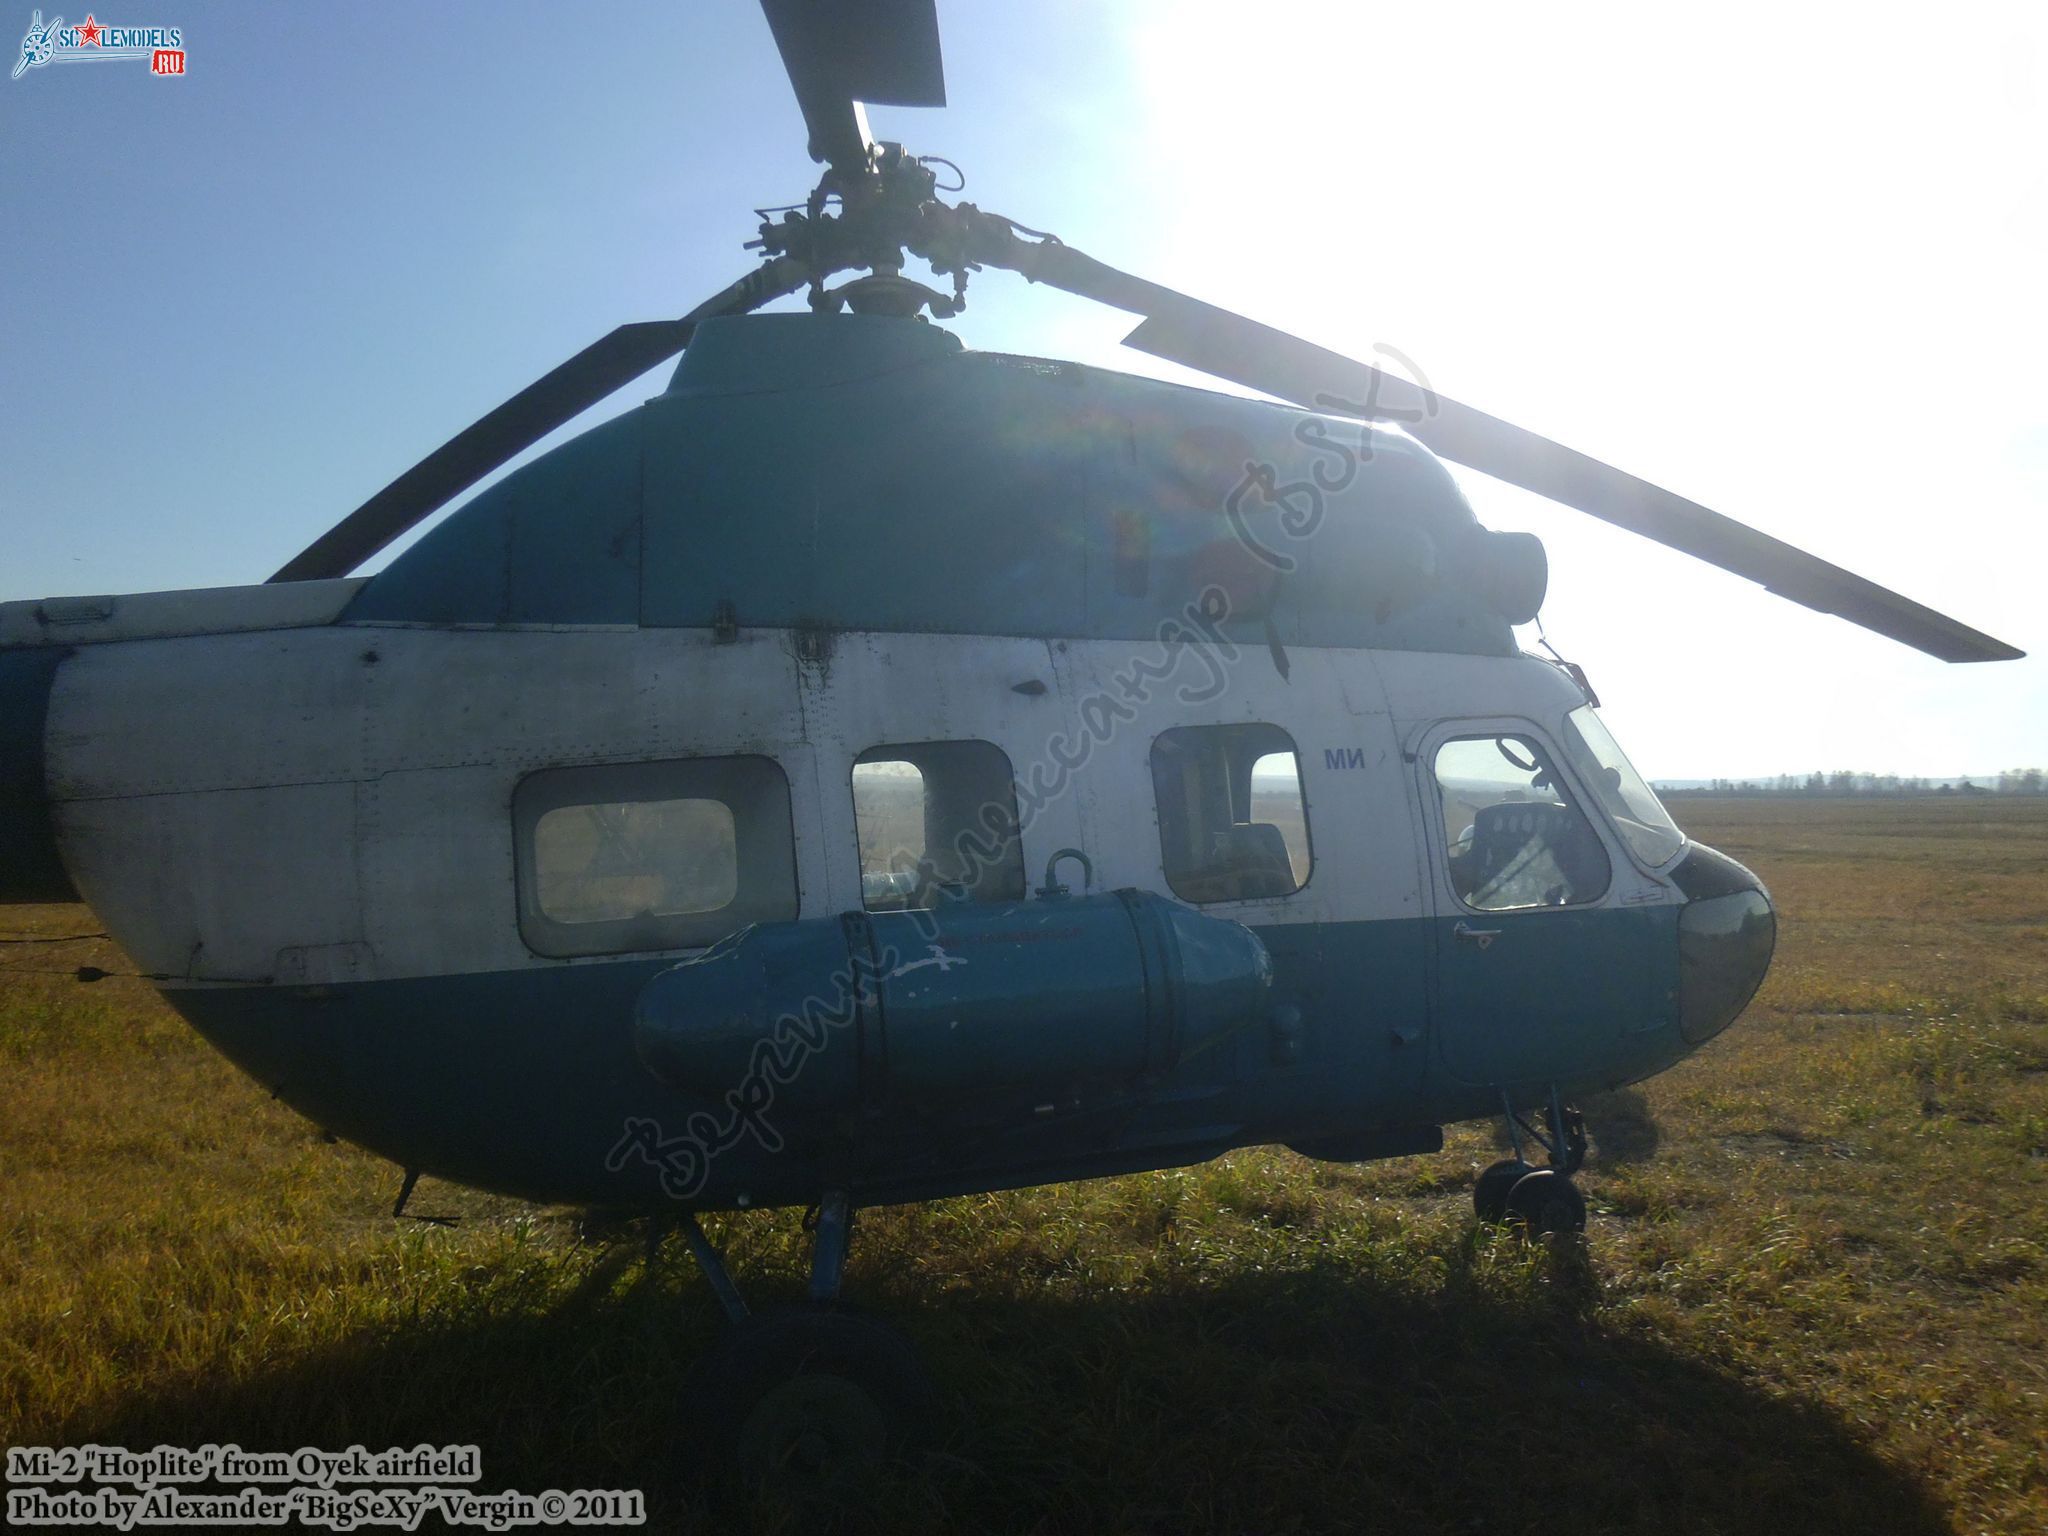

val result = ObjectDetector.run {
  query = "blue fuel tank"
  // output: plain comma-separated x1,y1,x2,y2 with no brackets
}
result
633,889,1273,1112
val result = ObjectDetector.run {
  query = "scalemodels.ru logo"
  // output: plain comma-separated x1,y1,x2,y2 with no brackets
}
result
13,10,185,79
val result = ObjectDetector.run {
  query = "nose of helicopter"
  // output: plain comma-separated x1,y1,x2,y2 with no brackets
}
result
1670,842,1775,1045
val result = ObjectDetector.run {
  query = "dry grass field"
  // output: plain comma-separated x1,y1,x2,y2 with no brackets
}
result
3,797,2045,1533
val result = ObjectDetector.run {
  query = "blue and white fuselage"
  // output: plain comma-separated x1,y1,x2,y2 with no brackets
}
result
0,312,1773,1211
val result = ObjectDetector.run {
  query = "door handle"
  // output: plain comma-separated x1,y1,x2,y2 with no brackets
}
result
1453,921,1501,950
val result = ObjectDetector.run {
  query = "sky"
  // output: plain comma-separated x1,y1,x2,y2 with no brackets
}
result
2,1,2043,781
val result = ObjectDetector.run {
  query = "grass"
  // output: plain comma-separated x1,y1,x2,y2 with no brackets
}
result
3,796,2046,1533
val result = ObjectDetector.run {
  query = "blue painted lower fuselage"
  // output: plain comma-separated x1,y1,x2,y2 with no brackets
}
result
170,908,1693,1213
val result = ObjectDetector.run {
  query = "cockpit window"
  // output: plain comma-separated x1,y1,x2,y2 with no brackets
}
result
1434,735,1610,910
1560,706,1685,868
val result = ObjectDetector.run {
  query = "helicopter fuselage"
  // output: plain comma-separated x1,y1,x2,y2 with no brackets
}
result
0,312,1774,1213
4,610,1769,1212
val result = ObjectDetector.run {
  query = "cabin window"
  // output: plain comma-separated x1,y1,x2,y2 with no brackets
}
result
851,740,1027,911
1150,724,1311,903
513,755,797,957
1433,734,1611,910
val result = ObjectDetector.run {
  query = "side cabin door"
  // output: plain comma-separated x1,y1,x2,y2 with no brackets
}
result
1416,717,1661,1091
1049,638,1429,1131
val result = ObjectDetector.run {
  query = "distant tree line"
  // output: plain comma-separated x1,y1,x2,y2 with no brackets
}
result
1661,769,2045,797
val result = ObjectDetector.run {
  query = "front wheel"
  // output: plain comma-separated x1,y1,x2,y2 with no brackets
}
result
1504,1167,1587,1236
1473,1158,1535,1223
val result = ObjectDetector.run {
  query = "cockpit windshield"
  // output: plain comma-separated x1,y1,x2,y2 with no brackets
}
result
1561,706,1685,868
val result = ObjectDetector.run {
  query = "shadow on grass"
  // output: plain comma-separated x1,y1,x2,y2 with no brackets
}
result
60,1239,1946,1536
1584,1086,1663,1165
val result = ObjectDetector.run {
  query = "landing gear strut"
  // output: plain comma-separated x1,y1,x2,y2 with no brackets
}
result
673,1191,936,1492
1474,1087,1588,1236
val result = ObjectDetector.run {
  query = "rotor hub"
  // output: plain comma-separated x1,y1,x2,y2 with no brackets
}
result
826,268,955,319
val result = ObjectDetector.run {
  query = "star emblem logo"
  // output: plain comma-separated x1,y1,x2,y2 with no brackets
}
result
75,13,100,46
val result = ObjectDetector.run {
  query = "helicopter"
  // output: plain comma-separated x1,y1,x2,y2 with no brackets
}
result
0,0,2027,1482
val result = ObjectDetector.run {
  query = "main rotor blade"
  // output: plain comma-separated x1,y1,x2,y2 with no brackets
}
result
760,0,945,169
960,216,2019,661
269,259,808,584
1123,304,2022,662
267,322,688,583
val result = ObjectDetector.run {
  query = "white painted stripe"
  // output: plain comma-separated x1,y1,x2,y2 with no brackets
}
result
48,624,1652,987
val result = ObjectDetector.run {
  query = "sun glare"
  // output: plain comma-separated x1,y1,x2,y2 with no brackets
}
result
1114,0,2045,779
